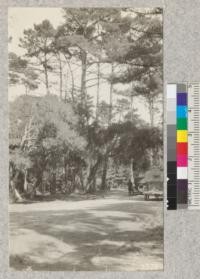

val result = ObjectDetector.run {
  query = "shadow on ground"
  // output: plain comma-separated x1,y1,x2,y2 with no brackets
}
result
9,190,163,271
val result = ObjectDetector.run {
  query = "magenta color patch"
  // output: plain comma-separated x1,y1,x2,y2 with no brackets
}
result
177,155,187,166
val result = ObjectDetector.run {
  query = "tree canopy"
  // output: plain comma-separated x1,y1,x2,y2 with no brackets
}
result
9,8,163,201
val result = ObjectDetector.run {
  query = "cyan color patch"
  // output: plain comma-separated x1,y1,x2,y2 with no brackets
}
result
177,106,187,118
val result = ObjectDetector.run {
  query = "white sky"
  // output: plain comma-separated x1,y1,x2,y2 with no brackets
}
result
8,7,162,125
8,8,63,55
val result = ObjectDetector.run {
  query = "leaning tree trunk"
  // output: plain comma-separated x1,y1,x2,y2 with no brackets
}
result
10,172,23,203
35,171,44,194
101,154,109,190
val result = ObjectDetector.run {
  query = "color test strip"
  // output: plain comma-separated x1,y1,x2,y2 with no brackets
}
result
176,83,188,209
167,84,177,210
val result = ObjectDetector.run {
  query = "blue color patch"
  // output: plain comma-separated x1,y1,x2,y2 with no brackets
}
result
177,93,187,106
177,106,187,118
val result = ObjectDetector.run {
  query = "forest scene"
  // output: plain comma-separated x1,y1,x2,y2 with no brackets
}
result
9,7,163,271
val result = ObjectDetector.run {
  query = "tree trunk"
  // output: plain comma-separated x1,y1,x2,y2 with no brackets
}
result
64,157,67,188
96,61,100,121
101,154,109,190
148,97,157,165
130,158,136,187
10,173,23,203
130,82,134,122
14,188,23,202
86,157,101,193
35,171,44,194
58,53,63,100
44,66,49,95
25,85,28,96
64,71,68,103
109,63,114,124
148,99,154,127
23,169,28,192
86,174,96,194
81,51,87,108
43,53,50,95
79,168,85,191
50,170,56,195
66,59,75,104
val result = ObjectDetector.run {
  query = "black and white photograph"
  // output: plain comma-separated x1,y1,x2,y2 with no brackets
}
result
8,7,163,271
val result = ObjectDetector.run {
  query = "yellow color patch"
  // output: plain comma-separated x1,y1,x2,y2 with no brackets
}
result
177,130,188,142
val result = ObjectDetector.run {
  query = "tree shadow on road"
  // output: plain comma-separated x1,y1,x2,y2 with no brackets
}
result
9,200,163,271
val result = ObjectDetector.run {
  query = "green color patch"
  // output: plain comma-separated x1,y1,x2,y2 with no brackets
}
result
177,118,187,130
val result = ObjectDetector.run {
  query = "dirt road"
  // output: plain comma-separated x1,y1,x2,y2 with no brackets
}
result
9,189,163,271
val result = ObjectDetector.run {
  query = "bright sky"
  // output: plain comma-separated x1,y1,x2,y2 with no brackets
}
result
8,7,162,125
8,8,63,55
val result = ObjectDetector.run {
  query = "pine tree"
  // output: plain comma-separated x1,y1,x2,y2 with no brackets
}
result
9,52,39,94
19,20,55,95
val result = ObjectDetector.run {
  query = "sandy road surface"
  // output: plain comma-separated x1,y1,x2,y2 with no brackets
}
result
9,189,163,271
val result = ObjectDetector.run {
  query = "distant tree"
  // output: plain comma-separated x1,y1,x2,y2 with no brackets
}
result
134,72,162,127
19,20,55,95
105,8,163,127
113,122,162,185
9,52,39,94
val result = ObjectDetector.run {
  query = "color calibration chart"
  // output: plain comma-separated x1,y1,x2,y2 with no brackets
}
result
167,83,200,210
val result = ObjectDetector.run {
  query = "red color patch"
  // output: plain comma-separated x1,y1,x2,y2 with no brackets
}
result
177,143,188,155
